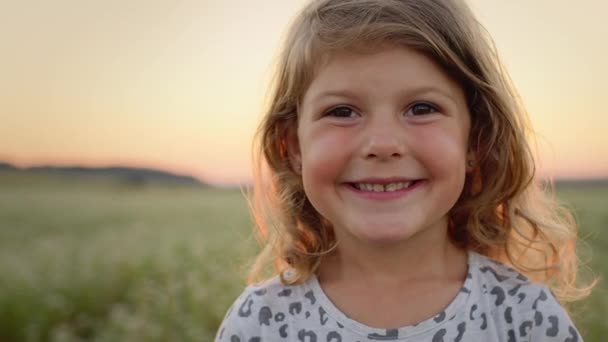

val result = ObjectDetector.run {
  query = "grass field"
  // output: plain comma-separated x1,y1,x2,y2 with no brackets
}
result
0,171,606,341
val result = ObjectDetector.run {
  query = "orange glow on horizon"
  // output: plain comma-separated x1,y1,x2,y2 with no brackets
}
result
0,0,606,185
3,153,606,187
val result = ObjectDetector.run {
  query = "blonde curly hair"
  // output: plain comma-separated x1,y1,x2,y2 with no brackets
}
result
247,0,593,303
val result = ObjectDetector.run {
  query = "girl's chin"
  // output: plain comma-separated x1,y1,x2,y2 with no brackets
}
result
351,226,420,245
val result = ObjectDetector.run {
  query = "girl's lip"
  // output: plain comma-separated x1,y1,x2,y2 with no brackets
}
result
344,179,425,200
348,177,417,184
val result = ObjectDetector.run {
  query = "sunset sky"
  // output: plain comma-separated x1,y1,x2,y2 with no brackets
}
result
1,0,606,185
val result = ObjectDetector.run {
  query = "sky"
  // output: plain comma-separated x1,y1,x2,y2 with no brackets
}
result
0,0,606,185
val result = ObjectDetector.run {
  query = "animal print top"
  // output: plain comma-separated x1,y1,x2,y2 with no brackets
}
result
215,251,582,341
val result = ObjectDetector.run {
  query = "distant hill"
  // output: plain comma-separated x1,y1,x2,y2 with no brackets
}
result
0,162,207,187
554,178,608,188
0,162,17,171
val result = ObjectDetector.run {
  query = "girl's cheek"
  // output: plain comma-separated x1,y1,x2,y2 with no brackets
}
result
302,128,354,174
304,126,351,154
411,126,468,172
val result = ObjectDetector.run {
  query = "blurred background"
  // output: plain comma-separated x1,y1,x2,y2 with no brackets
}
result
0,0,606,341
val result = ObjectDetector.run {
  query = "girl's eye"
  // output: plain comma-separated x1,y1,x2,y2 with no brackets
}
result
408,103,438,116
325,106,357,118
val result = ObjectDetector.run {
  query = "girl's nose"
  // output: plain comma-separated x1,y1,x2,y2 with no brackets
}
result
361,129,407,161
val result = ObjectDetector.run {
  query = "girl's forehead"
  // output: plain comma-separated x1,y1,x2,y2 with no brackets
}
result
306,43,449,89
311,42,398,71
301,44,403,98
303,45,463,102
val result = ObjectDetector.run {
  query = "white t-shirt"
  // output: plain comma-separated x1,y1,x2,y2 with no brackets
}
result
215,251,582,341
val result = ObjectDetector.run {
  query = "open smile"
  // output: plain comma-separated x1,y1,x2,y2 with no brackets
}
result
344,179,426,200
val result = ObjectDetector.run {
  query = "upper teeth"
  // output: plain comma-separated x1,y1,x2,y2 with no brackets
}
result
355,182,412,192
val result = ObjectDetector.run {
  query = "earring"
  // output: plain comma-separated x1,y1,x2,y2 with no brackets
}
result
467,159,474,167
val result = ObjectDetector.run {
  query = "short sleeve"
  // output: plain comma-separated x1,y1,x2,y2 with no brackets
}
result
214,289,263,342
528,287,583,342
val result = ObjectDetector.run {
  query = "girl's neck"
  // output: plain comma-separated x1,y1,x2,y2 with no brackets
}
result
314,220,468,328
317,220,467,286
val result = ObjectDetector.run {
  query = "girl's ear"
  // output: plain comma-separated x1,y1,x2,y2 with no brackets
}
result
285,125,302,174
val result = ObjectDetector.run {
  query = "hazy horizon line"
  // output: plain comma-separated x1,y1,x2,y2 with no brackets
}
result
2,158,606,188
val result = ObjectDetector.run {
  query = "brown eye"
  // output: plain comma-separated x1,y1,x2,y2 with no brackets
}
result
409,103,438,116
326,106,357,118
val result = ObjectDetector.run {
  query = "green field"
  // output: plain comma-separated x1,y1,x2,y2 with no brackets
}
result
0,172,606,341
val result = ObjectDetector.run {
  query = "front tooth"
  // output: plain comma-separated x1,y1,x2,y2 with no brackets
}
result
386,183,397,192
395,182,404,190
403,181,411,188
373,184,384,192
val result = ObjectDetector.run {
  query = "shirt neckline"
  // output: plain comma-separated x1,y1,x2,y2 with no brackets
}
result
304,249,480,339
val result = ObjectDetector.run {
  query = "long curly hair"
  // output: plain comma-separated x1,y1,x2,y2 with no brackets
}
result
247,0,593,303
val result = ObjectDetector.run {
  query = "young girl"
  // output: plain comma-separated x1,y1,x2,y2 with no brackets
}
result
216,0,592,341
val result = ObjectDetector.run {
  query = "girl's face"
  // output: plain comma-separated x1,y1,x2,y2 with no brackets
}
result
290,46,471,246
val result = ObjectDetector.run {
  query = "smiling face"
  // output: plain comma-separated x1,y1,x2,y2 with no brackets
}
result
289,46,471,246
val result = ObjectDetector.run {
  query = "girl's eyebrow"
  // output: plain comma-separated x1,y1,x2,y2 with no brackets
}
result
309,86,459,105
307,89,359,103
409,86,460,106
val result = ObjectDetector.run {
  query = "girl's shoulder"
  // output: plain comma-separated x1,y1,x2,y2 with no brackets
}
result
468,251,582,341
469,251,532,287
215,273,313,341
469,251,555,309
